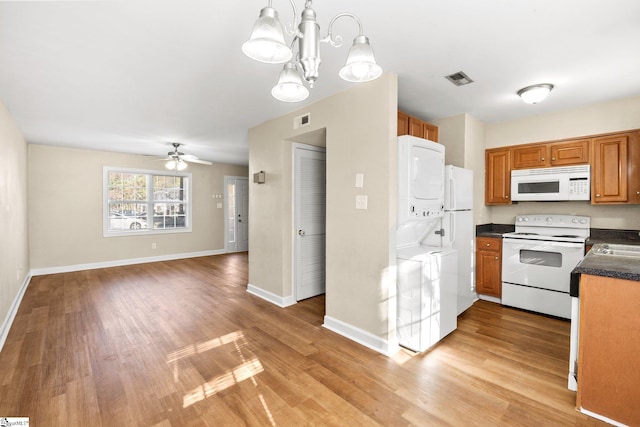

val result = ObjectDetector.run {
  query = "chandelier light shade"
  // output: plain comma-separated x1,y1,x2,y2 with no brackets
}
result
272,62,310,102
243,0,382,102
517,83,554,104
242,7,293,64
339,35,382,82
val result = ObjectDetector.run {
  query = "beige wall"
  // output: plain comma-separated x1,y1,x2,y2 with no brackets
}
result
29,145,247,269
0,100,30,336
434,113,488,225
249,74,398,344
485,95,640,229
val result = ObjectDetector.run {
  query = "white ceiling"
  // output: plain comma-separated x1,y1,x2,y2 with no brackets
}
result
1,0,639,166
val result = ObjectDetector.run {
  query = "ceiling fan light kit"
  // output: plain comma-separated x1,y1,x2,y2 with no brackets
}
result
243,0,382,102
163,143,212,170
518,83,554,104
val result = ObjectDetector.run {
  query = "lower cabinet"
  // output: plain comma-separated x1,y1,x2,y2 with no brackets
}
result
476,237,502,297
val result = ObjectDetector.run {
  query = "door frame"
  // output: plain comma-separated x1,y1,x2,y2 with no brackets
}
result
292,142,326,302
224,175,249,253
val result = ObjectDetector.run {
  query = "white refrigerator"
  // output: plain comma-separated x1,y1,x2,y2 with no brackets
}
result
442,166,476,315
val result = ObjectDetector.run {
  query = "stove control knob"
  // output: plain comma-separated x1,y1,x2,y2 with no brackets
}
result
572,218,578,223
546,217,553,222
517,217,523,222
523,217,529,222
579,219,587,224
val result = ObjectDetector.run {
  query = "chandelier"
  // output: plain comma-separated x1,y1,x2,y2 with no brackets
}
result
242,0,382,102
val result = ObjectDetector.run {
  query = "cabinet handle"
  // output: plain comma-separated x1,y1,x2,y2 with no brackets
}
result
495,257,499,260
637,191,640,195
552,157,556,161
486,243,490,247
504,195,509,199
596,194,601,197
541,157,545,161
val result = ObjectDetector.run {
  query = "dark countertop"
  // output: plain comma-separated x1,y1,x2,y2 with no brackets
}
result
476,223,514,238
571,243,640,296
586,228,640,246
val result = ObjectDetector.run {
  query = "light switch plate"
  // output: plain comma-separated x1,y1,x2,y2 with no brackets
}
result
355,195,368,210
355,173,364,188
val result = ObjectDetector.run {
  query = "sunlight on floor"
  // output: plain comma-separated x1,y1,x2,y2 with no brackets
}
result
182,358,264,408
166,331,246,364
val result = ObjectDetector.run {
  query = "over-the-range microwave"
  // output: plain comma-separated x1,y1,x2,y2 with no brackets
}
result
511,165,590,201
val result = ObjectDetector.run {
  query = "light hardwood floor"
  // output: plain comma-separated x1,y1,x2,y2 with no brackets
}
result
0,253,604,426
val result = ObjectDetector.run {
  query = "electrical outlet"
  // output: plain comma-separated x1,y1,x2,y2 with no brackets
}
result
355,195,368,210
151,243,157,249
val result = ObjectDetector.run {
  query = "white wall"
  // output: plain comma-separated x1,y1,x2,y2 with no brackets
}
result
29,144,247,270
248,74,398,352
485,95,640,229
0,99,30,348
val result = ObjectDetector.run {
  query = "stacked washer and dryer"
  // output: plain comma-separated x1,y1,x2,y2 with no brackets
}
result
396,135,474,352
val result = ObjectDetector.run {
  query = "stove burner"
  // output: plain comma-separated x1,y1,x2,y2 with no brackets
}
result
553,235,580,238
513,232,538,236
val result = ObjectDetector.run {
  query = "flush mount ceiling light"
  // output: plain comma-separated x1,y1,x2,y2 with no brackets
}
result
517,83,554,104
243,0,382,103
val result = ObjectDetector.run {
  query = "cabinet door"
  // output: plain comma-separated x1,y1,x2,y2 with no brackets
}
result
592,134,628,203
550,139,590,166
485,148,511,205
476,250,501,297
397,111,409,136
423,122,439,142
512,144,548,169
409,117,424,138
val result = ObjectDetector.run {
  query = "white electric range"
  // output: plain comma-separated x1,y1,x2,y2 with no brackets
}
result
501,214,590,319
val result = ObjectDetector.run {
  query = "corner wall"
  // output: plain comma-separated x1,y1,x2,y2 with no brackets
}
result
248,74,398,353
0,100,30,349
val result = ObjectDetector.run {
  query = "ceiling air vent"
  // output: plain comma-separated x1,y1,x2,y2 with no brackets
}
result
445,71,474,87
294,113,310,129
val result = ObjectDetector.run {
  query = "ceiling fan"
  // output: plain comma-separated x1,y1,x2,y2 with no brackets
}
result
162,142,212,171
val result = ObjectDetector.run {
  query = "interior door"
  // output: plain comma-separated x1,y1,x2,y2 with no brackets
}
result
225,176,249,253
294,144,326,301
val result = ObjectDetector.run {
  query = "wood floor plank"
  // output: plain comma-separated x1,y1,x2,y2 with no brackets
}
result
0,253,606,426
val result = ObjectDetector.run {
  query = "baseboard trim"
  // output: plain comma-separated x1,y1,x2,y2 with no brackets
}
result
323,315,397,356
246,284,296,308
0,273,32,352
478,294,501,304
30,249,227,276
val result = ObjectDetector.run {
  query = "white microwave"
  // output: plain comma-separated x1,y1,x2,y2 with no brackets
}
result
511,165,590,201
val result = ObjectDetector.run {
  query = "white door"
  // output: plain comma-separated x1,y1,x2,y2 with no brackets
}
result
225,176,249,253
294,145,326,301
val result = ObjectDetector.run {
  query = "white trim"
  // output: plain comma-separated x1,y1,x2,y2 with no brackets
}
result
0,273,32,352
246,284,296,308
30,249,226,276
323,315,398,356
579,407,627,427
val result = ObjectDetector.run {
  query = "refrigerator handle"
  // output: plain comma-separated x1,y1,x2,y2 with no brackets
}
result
448,212,455,244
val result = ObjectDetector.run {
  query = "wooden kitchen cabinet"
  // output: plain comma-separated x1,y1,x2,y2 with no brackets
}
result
576,274,640,425
512,139,590,169
549,139,590,166
476,237,502,297
628,131,640,203
591,133,629,203
397,111,409,136
485,148,511,205
512,144,548,169
398,110,439,142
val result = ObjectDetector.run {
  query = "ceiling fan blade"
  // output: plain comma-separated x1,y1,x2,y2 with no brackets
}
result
185,158,213,166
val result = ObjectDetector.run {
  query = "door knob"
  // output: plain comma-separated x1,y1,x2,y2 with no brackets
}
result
298,230,305,236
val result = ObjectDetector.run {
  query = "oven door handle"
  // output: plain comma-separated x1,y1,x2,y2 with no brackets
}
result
502,238,585,249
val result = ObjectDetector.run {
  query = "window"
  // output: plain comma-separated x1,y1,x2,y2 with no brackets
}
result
104,167,191,236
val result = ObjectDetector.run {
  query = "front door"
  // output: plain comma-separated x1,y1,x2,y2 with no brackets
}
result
225,176,249,252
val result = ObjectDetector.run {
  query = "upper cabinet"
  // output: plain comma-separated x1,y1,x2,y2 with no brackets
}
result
485,130,640,206
591,132,640,205
485,148,511,205
512,139,590,169
398,110,439,142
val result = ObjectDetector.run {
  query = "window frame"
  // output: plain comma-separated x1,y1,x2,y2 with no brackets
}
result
103,166,192,237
